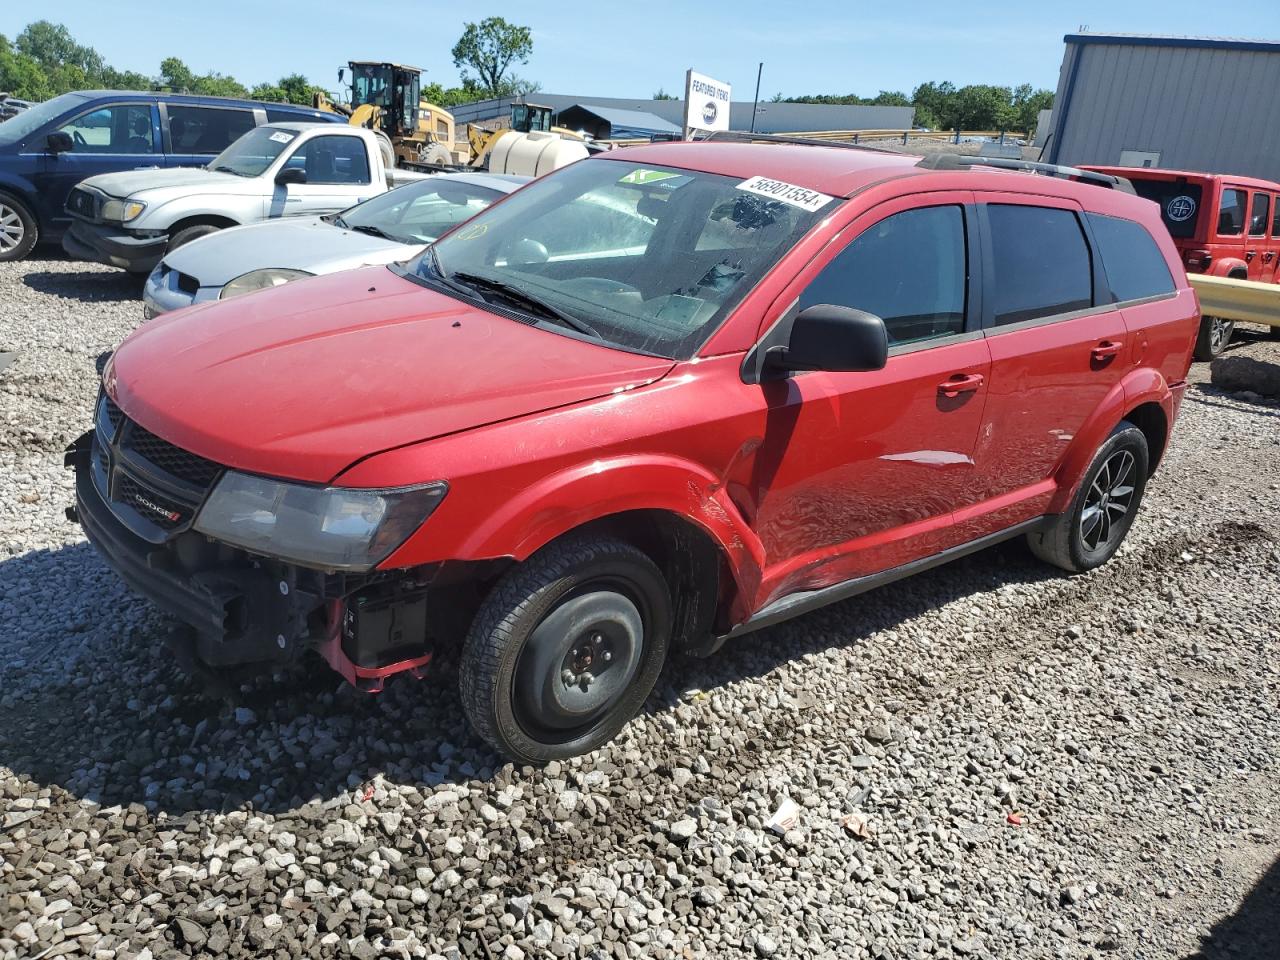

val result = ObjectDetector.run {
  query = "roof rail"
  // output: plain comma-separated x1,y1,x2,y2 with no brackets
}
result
916,153,1136,194
703,129,902,155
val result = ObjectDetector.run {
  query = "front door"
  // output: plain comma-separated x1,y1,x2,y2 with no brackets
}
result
750,195,992,603
268,134,376,219
31,102,159,237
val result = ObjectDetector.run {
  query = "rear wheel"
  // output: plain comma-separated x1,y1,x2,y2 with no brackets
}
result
1194,314,1234,361
1028,421,1149,573
459,535,672,763
0,194,37,262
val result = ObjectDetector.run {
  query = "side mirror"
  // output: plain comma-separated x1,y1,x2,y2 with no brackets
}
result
46,131,73,154
765,304,888,375
338,67,346,85
275,166,307,186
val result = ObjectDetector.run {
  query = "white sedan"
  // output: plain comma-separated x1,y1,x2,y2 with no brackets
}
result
142,172,527,317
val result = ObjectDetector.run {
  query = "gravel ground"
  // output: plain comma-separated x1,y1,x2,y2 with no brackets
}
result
1,255,1278,960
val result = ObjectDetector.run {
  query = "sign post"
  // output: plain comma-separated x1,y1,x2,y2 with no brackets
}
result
683,69,731,140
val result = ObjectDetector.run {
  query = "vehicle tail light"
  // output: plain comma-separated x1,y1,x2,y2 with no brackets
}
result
1183,249,1212,271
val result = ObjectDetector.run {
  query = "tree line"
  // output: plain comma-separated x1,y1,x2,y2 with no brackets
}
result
777,82,1053,134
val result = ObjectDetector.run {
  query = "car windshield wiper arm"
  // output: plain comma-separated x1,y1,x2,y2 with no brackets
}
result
347,223,398,242
210,164,249,177
449,271,603,339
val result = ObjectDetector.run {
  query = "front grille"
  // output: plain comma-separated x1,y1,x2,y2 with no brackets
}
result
95,438,109,477
115,473,187,530
67,187,97,220
98,394,124,436
125,424,222,488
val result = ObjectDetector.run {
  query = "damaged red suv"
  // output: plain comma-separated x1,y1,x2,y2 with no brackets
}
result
70,143,1199,762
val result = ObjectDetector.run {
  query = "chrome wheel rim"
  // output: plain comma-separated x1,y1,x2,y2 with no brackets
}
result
0,203,23,252
1208,316,1232,354
1081,450,1137,552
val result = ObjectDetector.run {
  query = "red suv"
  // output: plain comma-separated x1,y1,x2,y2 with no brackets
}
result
1085,165,1280,359
70,144,1199,762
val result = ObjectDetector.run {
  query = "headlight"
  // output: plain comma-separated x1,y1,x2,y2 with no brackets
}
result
101,199,146,223
220,268,314,300
194,472,447,571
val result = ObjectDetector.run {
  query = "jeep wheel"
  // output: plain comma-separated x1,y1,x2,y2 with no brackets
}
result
1027,421,1149,573
459,535,671,763
1193,315,1234,361
0,194,37,262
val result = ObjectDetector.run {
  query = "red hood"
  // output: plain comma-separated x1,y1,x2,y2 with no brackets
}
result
109,267,674,482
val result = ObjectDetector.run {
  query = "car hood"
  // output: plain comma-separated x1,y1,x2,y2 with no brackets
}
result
108,267,675,483
161,216,414,286
85,167,257,199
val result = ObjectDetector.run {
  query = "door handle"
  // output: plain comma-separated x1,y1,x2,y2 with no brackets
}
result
1091,340,1123,361
1245,250,1256,262
937,373,984,397
1264,251,1276,263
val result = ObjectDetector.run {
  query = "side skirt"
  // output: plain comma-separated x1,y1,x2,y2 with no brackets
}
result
716,517,1049,645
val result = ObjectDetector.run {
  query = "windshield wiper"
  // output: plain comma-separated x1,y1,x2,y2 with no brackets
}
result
449,270,603,339
210,164,250,177
348,223,400,242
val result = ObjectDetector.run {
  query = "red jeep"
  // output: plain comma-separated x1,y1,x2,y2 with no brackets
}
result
1084,165,1280,359
70,145,1199,762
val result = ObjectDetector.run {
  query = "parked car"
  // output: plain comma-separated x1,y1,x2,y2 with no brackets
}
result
62,124,427,275
69,143,1198,763
0,90,340,262
143,172,528,316
1084,165,1280,358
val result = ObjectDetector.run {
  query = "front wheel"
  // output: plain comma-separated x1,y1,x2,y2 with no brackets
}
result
1028,421,1149,573
459,535,672,763
1194,315,1234,361
0,194,37,262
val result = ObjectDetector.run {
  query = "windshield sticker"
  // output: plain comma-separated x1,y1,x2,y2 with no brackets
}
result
618,168,683,186
268,131,295,144
736,175,833,212
455,223,488,240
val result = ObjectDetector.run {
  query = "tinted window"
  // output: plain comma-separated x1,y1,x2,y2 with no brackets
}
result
1129,179,1202,239
56,104,154,154
987,205,1092,326
1218,189,1246,235
1086,213,1176,303
1249,192,1270,237
1273,195,1280,236
282,135,372,185
166,105,254,155
799,205,966,345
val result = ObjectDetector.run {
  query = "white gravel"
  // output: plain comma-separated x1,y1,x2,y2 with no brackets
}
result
2,255,1278,960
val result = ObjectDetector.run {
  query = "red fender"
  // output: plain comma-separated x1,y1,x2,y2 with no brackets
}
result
1208,257,1249,279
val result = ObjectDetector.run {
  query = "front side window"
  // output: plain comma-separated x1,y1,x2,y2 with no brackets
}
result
338,179,504,244
281,135,372,185
987,204,1092,326
166,105,254,155
56,104,154,154
798,205,967,346
1218,189,1246,235
409,159,828,359
1086,213,1175,303
1248,192,1271,237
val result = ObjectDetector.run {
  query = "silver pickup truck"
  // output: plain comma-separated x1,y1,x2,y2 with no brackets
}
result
62,123,425,274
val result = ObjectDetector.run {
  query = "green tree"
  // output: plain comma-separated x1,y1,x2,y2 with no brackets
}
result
652,88,676,101
451,17,533,98
278,73,322,105
16,20,104,79
158,56,194,92
0,34,54,100
250,82,287,103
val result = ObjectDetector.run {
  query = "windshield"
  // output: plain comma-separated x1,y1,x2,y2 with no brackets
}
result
405,159,830,359
340,177,506,244
207,125,297,177
0,92,89,145
352,64,393,108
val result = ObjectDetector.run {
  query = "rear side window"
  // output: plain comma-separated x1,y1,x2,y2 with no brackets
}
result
1274,195,1280,236
986,205,1092,326
1129,179,1202,239
1248,193,1270,237
167,105,254,155
799,205,967,346
1086,213,1176,303
1218,189,1246,235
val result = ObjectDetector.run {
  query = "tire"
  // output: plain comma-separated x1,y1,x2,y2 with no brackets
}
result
1027,421,1149,573
0,193,37,262
459,535,672,763
167,224,221,253
418,142,453,168
1193,314,1234,361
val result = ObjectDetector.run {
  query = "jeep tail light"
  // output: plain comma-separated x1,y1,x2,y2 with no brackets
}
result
1183,249,1212,272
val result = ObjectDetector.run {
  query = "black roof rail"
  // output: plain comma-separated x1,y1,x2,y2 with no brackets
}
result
702,129,902,155
916,153,1136,194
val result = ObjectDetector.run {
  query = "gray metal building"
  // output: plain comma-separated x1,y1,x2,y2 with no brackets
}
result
449,93,913,135
1046,33,1280,181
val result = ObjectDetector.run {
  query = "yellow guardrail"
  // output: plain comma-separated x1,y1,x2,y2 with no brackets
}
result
1188,273,1280,329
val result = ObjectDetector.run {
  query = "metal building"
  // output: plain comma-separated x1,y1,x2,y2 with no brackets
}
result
1046,33,1280,181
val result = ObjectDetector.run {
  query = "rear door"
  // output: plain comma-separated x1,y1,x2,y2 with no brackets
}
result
1245,190,1271,280
1264,194,1280,284
961,195,1128,540
268,134,377,218
160,103,258,168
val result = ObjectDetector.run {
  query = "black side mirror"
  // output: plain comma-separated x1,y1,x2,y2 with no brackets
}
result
275,166,307,186
46,131,73,154
765,304,888,375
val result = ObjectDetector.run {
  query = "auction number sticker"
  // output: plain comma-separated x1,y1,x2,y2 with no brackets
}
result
619,168,683,185
269,131,296,144
736,175,833,212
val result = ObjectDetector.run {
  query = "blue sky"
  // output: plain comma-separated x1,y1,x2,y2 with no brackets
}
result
4,2,1258,100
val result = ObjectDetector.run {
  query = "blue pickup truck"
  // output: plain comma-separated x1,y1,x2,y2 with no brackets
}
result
0,90,342,263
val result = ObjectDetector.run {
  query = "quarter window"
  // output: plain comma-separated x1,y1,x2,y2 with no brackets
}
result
798,205,967,346
1085,213,1175,303
1248,192,1270,237
1218,189,1246,235
56,104,154,154
166,105,254,155
986,205,1092,326
282,135,372,185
